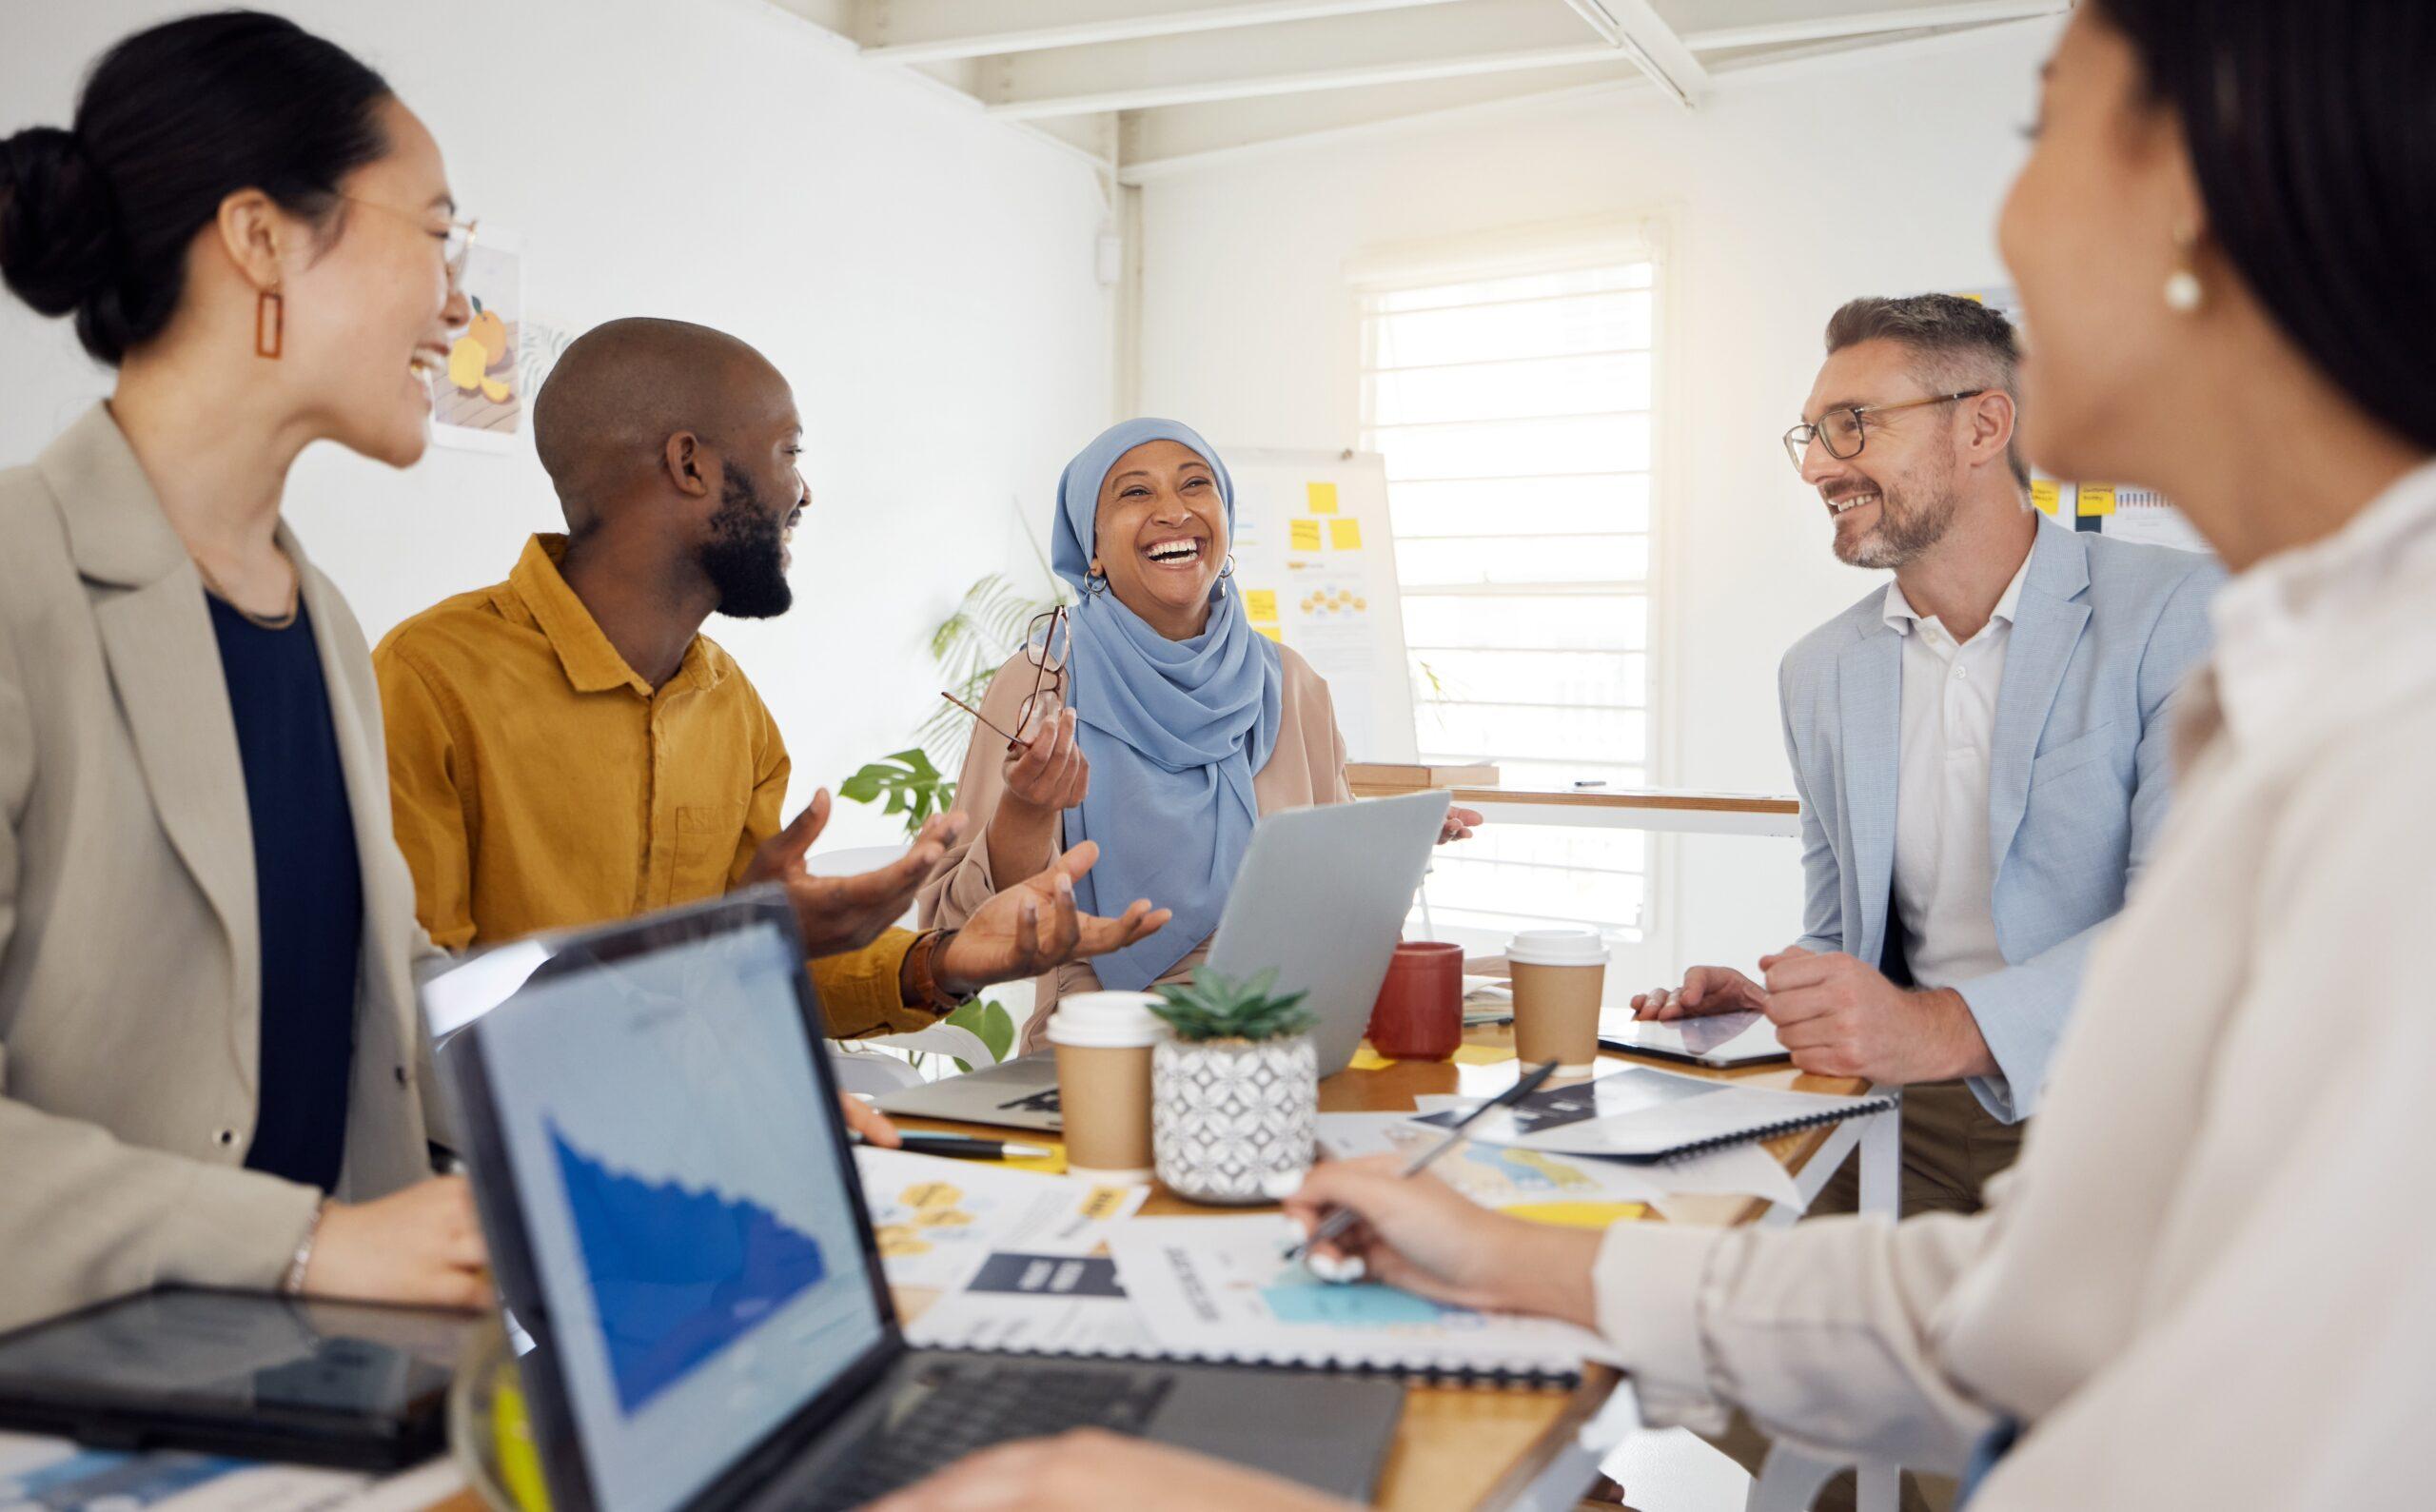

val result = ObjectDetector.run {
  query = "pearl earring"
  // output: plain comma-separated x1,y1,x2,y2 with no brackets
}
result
2165,226,2204,314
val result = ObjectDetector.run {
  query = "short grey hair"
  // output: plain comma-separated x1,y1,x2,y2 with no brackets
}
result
1824,293,2030,489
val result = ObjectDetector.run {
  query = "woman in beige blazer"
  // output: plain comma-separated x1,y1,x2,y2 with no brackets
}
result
919,420,1478,1051
0,14,486,1329
883,1,2436,1507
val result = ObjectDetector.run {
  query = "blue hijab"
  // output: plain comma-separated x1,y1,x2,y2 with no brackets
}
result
1049,419,1283,990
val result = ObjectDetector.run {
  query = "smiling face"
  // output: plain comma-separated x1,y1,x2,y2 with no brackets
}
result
1798,339,1973,570
280,98,472,468
1091,439,1229,637
695,363,811,620
1996,9,2196,492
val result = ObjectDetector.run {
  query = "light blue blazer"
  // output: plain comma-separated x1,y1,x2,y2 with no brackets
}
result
1778,515,2222,1121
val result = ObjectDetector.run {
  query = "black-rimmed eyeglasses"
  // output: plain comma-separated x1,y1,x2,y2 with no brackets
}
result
1782,389,1986,471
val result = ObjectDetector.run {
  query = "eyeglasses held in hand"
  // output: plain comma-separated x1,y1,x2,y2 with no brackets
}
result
939,605,1071,751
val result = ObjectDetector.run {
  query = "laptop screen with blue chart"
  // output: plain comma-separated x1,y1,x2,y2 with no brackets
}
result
471,915,886,1512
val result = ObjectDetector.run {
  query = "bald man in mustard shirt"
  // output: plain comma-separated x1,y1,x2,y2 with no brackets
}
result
375,318,1166,1053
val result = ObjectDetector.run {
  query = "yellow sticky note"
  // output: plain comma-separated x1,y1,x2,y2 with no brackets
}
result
1245,588,1279,621
1502,1201,1649,1230
1348,1044,1396,1071
2031,478,2061,516
2077,482,2117,517
1328,519,1363,551
1004,1146,1067,1175
1306,481,1340,515
1254,623,1284,642
1288,519,1323,552
1451,1043,1514,1066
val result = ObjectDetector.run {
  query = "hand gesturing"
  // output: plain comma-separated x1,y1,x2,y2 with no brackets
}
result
935,841,1171,996
740,789,965,958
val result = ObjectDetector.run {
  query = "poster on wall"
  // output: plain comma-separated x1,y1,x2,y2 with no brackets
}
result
426,228,524,452
1948,285,2212,554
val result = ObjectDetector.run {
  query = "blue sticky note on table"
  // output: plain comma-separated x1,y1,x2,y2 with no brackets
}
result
1260,1275,1448,1327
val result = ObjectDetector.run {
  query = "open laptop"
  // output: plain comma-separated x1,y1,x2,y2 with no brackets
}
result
878,790,1452,1132
432,892,1402,1512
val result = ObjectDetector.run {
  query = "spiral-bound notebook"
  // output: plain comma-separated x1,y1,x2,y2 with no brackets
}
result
907,1221,1603,1385
1413,1063,1895,1161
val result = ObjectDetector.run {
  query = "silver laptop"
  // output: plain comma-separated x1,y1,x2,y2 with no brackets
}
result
433,893,1402,1512
880,790,1452,1132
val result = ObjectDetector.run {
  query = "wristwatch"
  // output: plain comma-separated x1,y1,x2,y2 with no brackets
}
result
900,929,969,1014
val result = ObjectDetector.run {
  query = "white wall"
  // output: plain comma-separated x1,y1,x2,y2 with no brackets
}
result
0,0,1110,849
1135,22,2058,981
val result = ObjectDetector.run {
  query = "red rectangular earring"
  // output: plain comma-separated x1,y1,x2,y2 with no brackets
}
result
255,288,284,359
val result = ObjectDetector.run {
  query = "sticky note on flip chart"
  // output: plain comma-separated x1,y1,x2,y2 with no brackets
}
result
1306,481,1340,515
1246,588,1280,622
1329,519,1364,551
2077,482,2117,517
1254,624,1284,643
2032,478,2061,516
1288,519,1324,552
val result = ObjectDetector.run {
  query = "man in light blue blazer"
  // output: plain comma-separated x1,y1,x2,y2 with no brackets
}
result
1636,294,2221,1221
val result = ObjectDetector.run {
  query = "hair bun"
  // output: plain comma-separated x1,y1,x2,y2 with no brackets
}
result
0,126,119,319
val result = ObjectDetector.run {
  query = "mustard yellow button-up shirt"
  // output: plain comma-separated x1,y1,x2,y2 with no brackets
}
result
373,534,926,1037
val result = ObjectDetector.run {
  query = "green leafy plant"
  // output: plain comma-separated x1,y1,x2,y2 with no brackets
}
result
845,504,1074,838
837,747,953,829
1149,968,1317,1044
939,996,1017,1073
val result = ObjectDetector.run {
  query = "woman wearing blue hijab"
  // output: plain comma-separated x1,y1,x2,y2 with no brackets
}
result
919,419,1479,1049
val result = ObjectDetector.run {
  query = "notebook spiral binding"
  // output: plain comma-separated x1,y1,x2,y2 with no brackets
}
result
1653,1094,1898,1164
916,1334,1583,1388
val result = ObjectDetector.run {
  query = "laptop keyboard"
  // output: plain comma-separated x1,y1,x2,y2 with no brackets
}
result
796,1360,1173,1510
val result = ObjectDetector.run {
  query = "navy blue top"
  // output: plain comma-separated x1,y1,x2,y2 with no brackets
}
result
207,594,363,1192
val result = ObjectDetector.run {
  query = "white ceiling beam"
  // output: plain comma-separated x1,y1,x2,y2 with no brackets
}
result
979,0,1629,121
858,0,1469,65
1562,0,1707,108
1682,0,2065,53
1120,60,1641,177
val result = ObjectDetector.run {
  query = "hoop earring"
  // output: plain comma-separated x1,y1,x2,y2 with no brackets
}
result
1083,569,1109,598
2164,227,2204,315
254,287,285,359
1217,553,1237,580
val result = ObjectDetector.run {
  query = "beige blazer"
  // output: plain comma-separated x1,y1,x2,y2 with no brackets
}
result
0,405,438,1330
918,643,1354,1052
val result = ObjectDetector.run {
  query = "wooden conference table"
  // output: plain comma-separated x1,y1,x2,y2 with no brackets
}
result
425,1029,1869,1512
894,1027,1869,1512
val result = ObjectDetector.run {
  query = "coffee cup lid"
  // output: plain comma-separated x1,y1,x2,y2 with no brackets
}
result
1046,992,1171,1049
1505,929,1608,967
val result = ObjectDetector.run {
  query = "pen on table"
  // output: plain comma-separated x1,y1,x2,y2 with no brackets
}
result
1284,1058,1562,1267
851,1130,1052,1162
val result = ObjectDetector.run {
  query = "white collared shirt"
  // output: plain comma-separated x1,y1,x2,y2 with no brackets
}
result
1884,548,2033,995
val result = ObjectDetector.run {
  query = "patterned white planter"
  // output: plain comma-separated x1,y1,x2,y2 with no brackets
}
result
1151,1033,1319,1205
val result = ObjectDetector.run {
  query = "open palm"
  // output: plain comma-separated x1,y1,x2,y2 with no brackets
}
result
740,789,964,958
936,841,1170,996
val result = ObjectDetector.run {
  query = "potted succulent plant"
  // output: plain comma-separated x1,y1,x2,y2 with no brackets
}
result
1148,969,1321,1205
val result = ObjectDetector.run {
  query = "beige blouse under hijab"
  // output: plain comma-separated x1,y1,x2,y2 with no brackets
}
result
917,642,1354,1052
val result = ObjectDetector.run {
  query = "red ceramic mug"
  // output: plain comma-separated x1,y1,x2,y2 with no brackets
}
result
1365,940,1464,1061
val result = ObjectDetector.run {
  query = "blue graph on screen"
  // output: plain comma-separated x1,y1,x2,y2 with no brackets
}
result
547,1120,827,1414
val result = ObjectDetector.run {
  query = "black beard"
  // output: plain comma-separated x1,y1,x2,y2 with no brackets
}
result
699,469,793,619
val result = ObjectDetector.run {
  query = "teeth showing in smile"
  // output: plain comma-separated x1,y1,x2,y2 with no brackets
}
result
1829,492,1880,516
1146,539,1203,563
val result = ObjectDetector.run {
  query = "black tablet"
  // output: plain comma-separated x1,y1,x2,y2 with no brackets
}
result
0,1286,483,1470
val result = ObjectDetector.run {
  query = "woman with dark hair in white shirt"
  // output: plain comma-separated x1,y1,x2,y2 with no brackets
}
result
878,0,2436,1505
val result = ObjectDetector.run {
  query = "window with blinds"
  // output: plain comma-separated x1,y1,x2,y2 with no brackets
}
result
1359,258,1658,940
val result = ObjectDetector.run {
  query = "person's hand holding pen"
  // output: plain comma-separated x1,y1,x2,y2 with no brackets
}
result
1281,1157,1602,1330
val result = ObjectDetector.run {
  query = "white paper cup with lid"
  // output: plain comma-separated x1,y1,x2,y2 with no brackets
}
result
1505,930,1608,1076
1046,992,1168,1182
